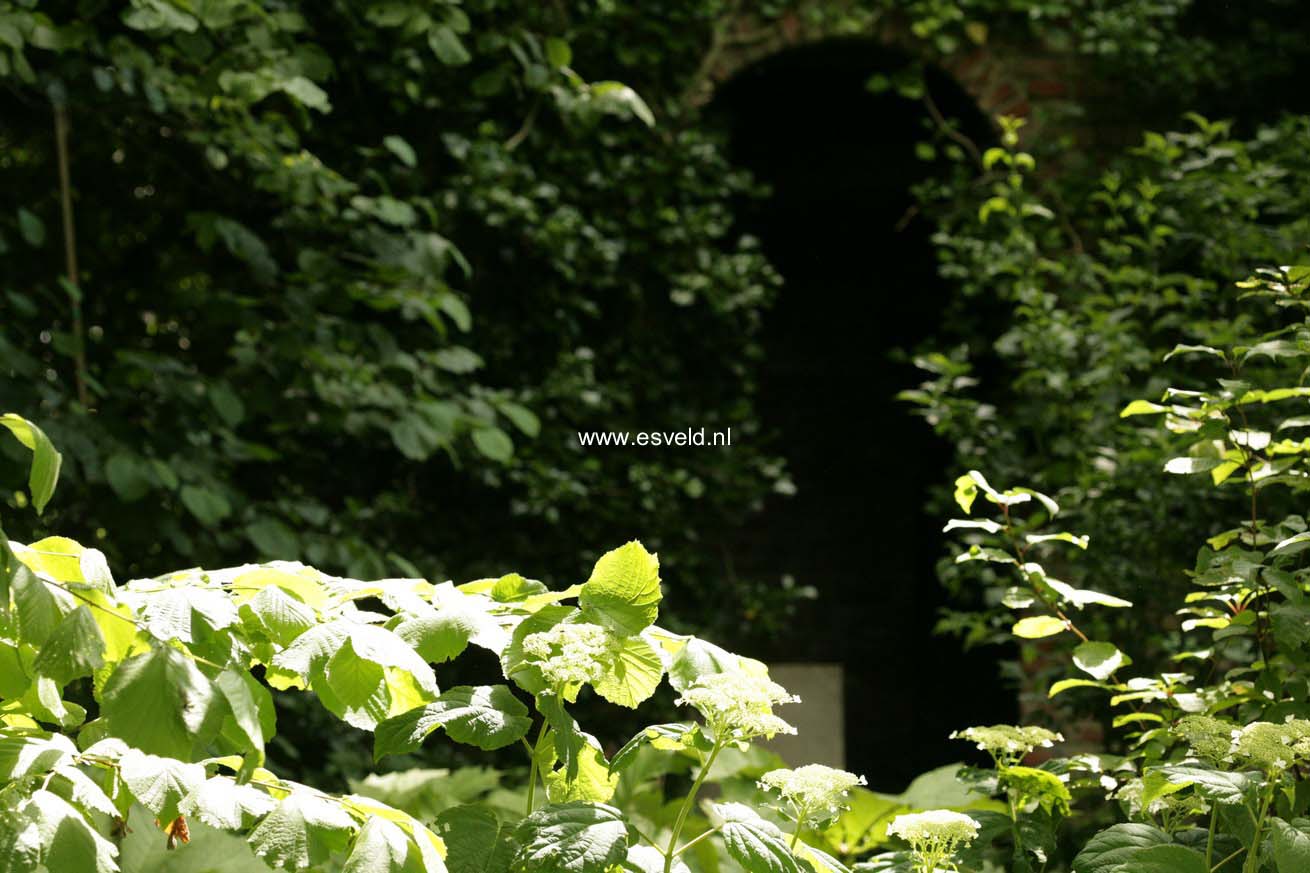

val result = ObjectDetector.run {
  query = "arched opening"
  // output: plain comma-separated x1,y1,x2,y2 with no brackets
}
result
711,39,1015,789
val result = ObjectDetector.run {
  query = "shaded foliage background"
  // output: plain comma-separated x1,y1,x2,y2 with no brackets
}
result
7,0,1310,794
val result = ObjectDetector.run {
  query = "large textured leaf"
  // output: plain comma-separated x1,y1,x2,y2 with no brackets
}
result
540,734,618,803
1156,764,1258,805
592,636,663,708
341,816,427,873
248,791,356,870
578,542,661,637
666,637,742,693
1071,823,1171,873
375,685,531,758
1272,818,1310,873
511,802,628,873
623,845,689,873
435,805,516,873
395,610,476,663
12,563,66,647
180,776,277,829
17,789,118,873
33,606,107,685
241,584,317,647
715,803,805,873
120,750,206,822
100,645,218,758
1114,845,1207,873
0,733,77,780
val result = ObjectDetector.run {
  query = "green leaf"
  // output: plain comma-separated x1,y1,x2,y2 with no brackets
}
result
16,207,45,246
100,644,218,758
1164,457,1224,474
341,817,419,873
383,135,417,168
667,637,741,692
0,413,62,513
952,472,979,513
120,748,206,822
471,427,514,462
180,484,232,526
248,790,357,871
498,402,541,438
375,685,531,758
242,584,317,647
19,789,118,873
1072,641,1129,681
217,669,270,770
209,383,246,426
33,605,106,685
0,733,76,780
1012,616,1067,639
1071,823,1171,873
511,802,628,873
715,802,806,873
1271,817,1310,873
1113,845,1207,873
624,845,689,873
540,735,619,804
1120,399,1168,417
1164,344,1226,361
394,610,476,663
578,542,661,637
544,37,572,68
435,804,516,873
1155,764,1257,805
609,723,697,775
105,453,152,502
179,776,277,829
591,635,663,708
429,25,471,65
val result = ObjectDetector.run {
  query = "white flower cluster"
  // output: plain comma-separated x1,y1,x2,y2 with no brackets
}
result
950,724,1063,764
675,669,799,740
758,764,867,825
887,810,980,872
522,622,618,687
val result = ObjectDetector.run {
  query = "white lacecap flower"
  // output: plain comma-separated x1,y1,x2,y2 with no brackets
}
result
675,669,799,740
887,810,980,860
757,764,867,824
521,622,618,686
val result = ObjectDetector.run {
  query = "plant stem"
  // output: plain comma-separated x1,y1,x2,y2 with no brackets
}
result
663,738,723,873
1206,804,1218,869
673,825,719,857
1242,785,1273,873
789,804,808,850
52,100,88,408
525,723,548,815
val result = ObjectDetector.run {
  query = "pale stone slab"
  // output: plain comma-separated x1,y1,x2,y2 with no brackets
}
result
764,662,845,768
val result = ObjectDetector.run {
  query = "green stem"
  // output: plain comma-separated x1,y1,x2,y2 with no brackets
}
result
525,723,549,815
1206,804,1218,869
664,738,724,873
789,804,808,850
673,825,719,858
1242,785,1274,873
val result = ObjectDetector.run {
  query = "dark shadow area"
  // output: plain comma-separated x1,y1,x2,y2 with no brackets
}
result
710,39,1015,790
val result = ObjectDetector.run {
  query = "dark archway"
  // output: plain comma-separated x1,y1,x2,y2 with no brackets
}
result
711,39,1015,790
